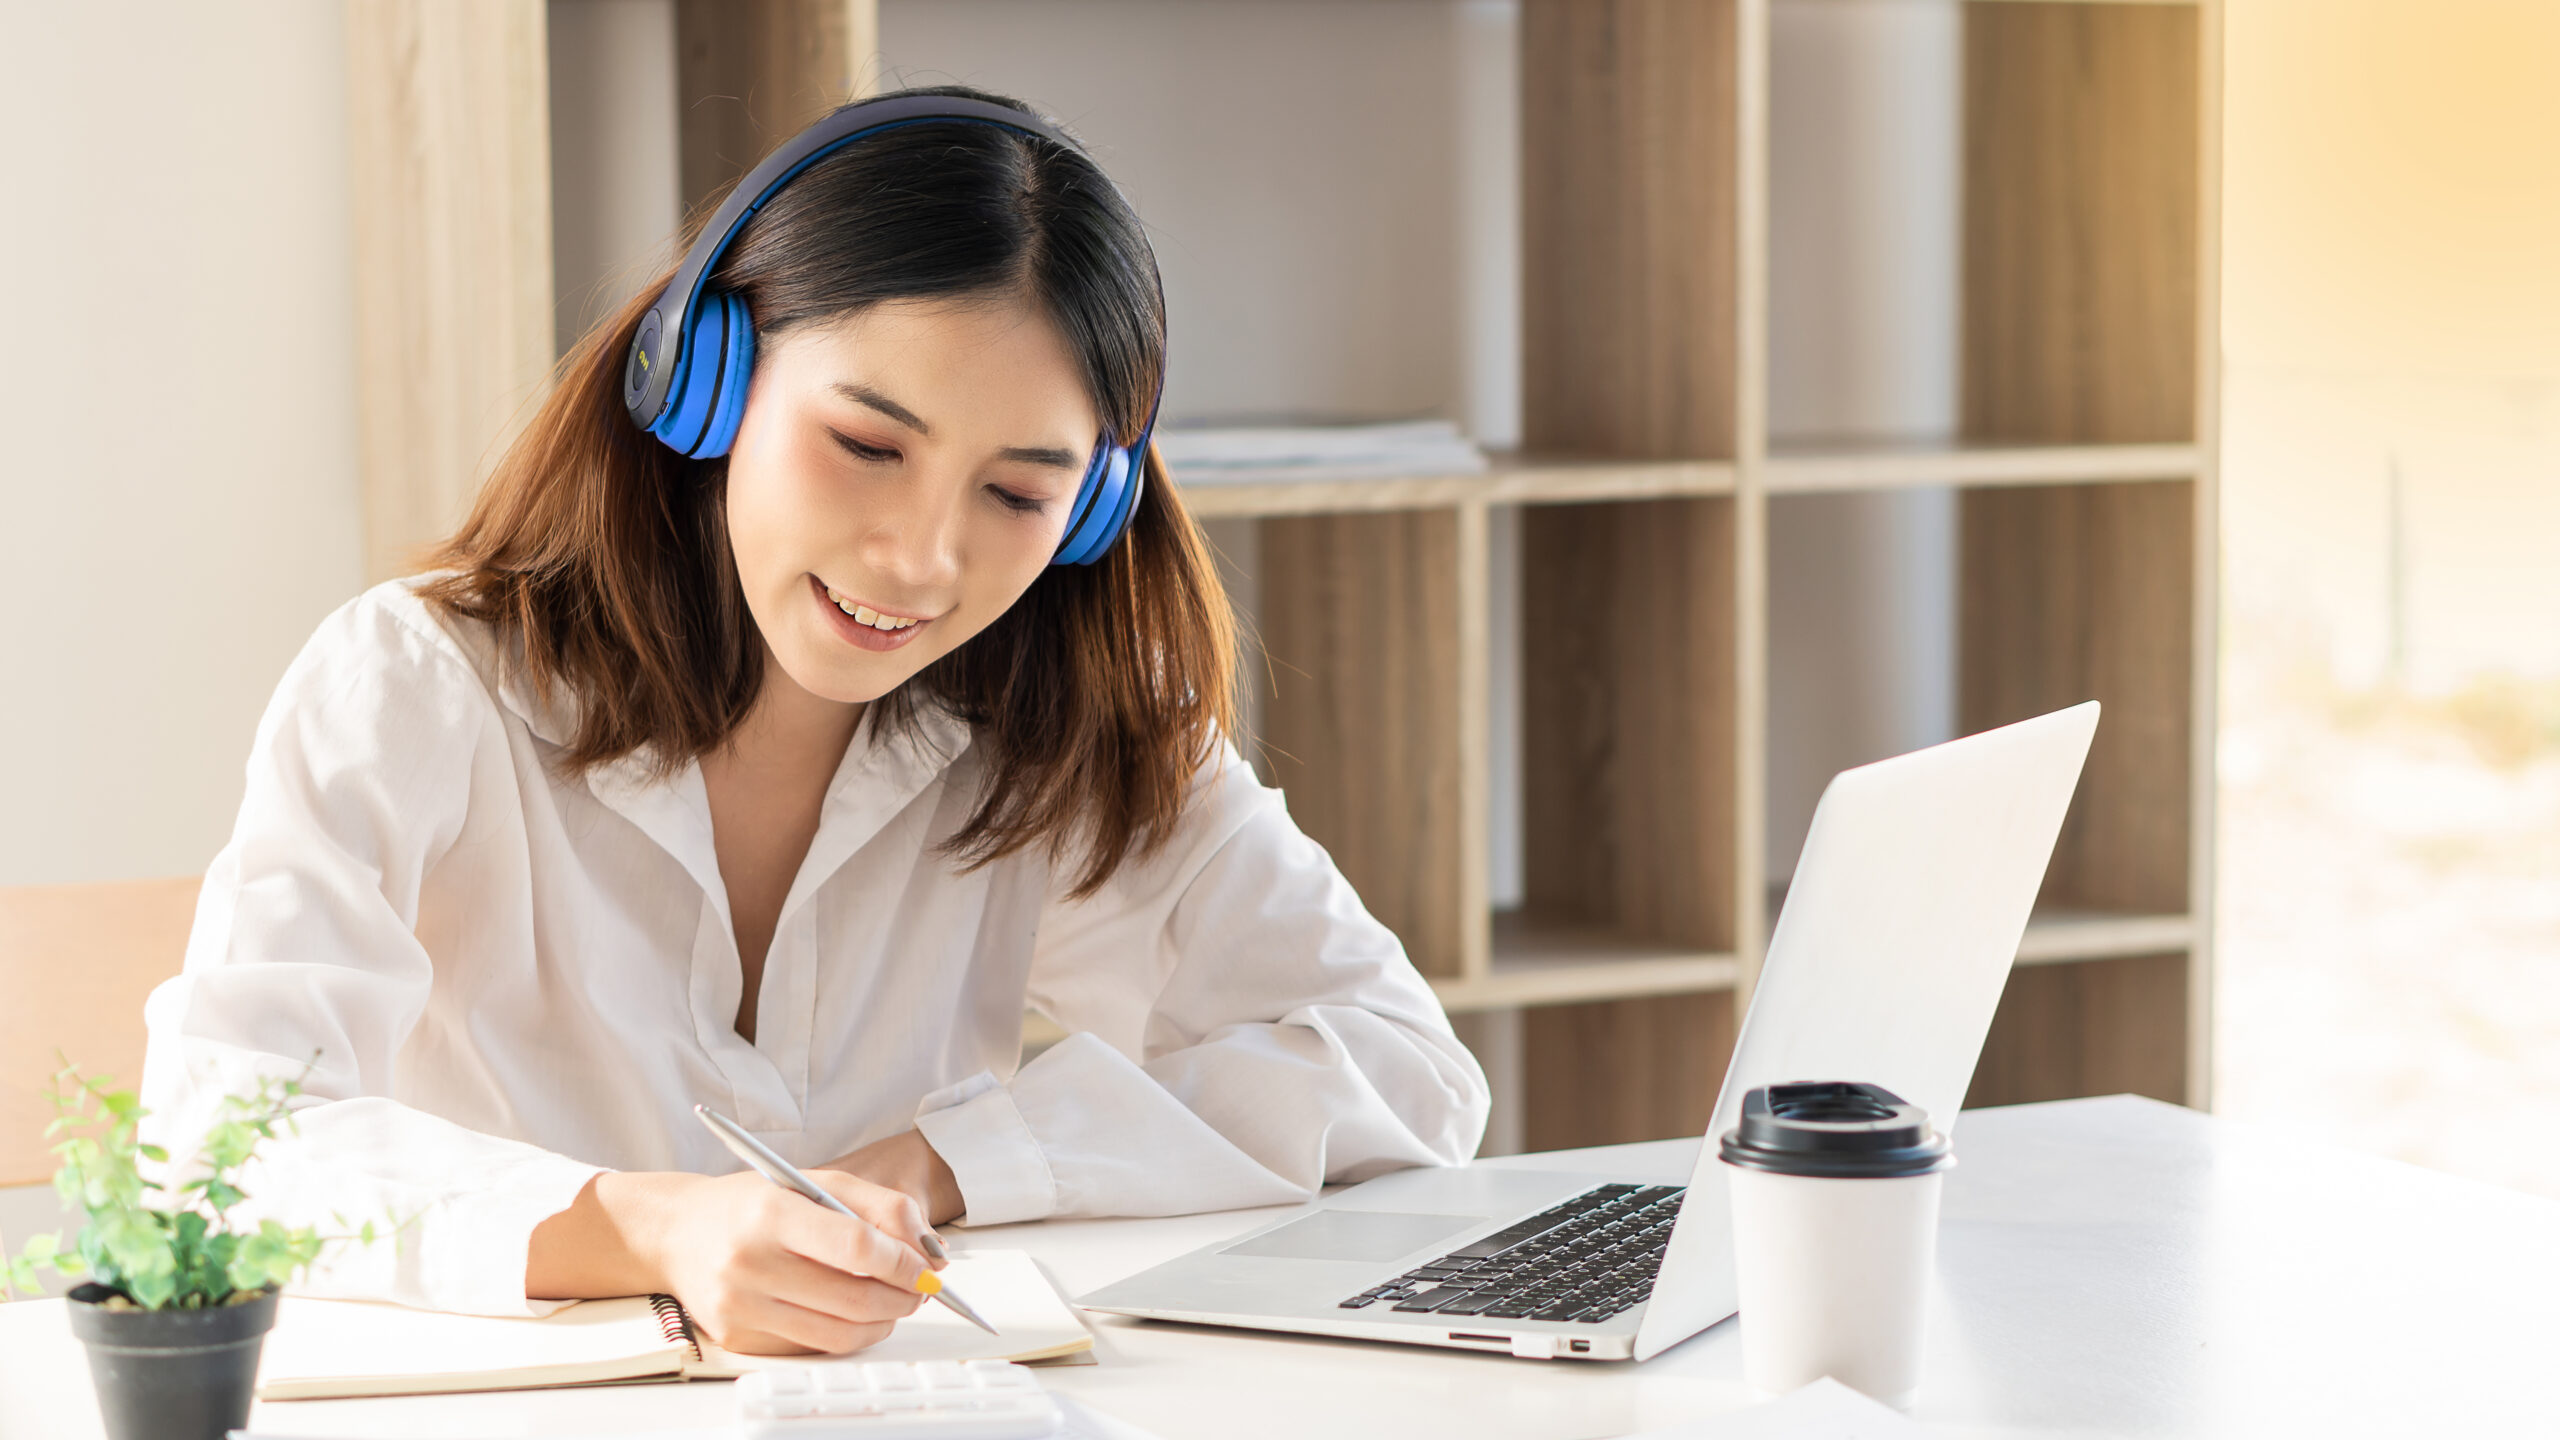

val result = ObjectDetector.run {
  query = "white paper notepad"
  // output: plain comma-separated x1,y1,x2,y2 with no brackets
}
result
257,1249,1091,1401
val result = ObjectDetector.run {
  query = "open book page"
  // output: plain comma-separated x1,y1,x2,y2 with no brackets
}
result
692,1250,1093,1373
254,1250,1089,1400
258,1293,690,1400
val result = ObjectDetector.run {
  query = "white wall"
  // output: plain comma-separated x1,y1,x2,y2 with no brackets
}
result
1763,0,1963,884
0,2,365,887
549,0,682,356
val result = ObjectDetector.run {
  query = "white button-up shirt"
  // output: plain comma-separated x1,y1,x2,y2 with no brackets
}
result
140,579,1488,1316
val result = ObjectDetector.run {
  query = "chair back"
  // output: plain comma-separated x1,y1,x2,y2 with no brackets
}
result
0,878,201,1186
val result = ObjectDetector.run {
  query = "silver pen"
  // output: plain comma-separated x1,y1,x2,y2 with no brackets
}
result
692,1104,997,1336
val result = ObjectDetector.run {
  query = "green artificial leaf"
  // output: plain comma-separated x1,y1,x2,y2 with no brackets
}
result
200,1119,253,1172
127,1268,176,1310
22,1058,378,1309
3,1230,84,1297
96,1210,174,1294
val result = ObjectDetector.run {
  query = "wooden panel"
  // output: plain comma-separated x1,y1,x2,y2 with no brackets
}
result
1961,482,2192,914
346,0,556,583
1522,0,1738,459
1451,505,1492,981
1764,441,2200,495
0,880,202,1187
1966,952,2188,1109
1179,455,1737,521
1522,992,1736,1151
1258,511,1471,979
1962,2,2200,445
1522,499,1736,949
676,0,866,215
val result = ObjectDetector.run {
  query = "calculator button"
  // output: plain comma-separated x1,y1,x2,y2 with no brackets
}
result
739,1360,1061,1440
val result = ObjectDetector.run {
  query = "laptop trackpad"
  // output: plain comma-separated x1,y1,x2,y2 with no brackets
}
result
1218,1210,1483,1263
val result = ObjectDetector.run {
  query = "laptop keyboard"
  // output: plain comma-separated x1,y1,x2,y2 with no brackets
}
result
1334,1182,1685,1325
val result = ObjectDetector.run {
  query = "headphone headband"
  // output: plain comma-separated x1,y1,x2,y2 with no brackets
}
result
623,94,1106,429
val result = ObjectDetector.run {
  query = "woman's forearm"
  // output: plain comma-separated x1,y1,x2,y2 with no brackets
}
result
525,1170,703,1300
819,1128,965,1226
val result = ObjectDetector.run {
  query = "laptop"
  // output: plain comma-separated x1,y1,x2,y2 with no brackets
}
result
1079,701,2100,1362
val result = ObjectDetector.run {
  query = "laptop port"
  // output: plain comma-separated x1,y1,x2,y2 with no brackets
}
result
1569,1340,1590,1353
1446,1332,1508,1345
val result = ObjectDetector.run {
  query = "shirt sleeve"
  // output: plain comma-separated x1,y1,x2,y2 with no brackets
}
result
913,742,1491,1225
138,592,603,1317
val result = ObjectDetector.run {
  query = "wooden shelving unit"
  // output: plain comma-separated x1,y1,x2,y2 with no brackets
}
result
353,0,2219,1157
1235,0,2220,1149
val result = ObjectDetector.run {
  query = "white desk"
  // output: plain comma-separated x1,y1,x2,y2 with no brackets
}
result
3,1096,2555,1438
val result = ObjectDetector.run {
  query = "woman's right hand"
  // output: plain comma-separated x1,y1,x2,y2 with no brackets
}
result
529,1169,944,1355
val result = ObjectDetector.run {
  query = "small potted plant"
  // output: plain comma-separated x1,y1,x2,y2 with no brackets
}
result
5,1062,381,1440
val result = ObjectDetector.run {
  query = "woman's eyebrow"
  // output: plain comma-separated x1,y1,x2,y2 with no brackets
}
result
833,381,930,433
832,381,1083,470
1000,444,1083,470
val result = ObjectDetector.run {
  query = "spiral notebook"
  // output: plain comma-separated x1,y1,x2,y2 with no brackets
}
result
256,1249,1092,1402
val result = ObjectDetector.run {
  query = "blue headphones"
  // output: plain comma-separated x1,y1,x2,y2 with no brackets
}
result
622,93,1163,567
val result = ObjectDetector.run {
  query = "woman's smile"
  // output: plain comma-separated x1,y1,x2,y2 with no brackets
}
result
811,574,934,652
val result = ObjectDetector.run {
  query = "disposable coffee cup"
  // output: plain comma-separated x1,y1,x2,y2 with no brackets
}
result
1719,1081,1953,1409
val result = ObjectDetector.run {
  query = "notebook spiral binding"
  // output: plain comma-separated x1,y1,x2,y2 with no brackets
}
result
649,1293,704,1362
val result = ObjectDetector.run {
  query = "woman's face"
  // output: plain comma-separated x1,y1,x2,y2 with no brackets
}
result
724,293,1101,707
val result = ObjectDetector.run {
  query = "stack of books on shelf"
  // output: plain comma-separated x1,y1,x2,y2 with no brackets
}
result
1158,418,1487,485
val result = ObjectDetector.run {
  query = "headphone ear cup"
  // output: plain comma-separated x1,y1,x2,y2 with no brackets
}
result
1054,436,1111,551
1094,441,1145,553
693,293,756,459
647,290,754,458
1053,442,1138,566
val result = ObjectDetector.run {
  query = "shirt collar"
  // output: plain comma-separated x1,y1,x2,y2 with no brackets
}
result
775,698,975,922
515,669,975,921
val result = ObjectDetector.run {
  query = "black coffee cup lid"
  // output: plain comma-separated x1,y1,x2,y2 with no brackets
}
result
1718,1081,1953,1179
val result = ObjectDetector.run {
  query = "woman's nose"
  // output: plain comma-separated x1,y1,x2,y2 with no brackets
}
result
858,474,964,591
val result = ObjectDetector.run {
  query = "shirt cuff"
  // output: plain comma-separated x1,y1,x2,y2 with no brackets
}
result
913,1070,1057,1227
432,1151,609,1317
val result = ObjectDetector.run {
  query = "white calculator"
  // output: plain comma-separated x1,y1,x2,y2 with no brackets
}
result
736,1359,1064,1440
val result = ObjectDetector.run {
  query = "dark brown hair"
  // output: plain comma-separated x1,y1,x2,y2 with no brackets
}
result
419,86,1234,896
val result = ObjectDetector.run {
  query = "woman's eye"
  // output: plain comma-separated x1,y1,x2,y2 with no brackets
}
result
989,486,1046,514
832,431,899,464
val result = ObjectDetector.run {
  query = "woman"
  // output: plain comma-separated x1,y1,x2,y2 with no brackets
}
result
139,85,1488,1355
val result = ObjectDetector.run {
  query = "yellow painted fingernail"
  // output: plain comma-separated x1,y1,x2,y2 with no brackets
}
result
915,1269,942,1296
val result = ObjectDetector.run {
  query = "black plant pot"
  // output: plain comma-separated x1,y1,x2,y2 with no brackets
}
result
66,1282,280,1440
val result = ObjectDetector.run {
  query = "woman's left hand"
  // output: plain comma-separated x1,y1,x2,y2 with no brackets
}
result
820,1129,966,1227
